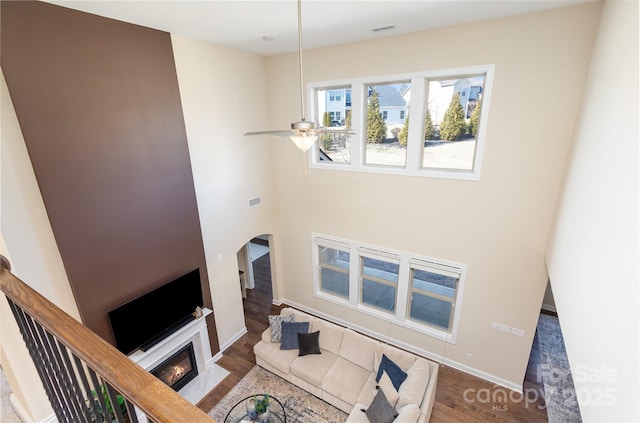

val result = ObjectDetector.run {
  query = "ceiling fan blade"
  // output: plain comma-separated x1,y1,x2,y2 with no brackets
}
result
317,128,356,135
245,130,295,137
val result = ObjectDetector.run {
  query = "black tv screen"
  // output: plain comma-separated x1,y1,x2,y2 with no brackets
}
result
108,269,204,355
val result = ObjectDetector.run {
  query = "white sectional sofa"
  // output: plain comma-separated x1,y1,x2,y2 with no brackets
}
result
253,307,438,423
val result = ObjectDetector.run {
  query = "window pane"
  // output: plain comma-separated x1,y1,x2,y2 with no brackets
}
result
316,87,353,164
320,247,349,298
362,257,399,283
409,293,452,330
412,269,457,299
365,83,409,167
423,75,485,170
362,279,396,312
361,256,398,313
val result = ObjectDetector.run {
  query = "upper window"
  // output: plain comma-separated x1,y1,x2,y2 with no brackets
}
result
314,86,354,164
364,82,410,168
423,74,486,171
309,65,494,180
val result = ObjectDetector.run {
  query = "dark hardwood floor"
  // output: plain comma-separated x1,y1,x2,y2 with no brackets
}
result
197,251,548,423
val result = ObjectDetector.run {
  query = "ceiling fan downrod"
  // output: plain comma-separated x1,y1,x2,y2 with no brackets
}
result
297,0,307,124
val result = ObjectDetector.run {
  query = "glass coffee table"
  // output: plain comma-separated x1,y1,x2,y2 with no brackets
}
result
224,394,286,423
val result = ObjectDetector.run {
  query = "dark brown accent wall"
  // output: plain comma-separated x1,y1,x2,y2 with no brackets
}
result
1,1,219,354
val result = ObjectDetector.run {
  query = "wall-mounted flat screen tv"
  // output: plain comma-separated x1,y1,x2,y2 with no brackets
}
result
108,268,204,355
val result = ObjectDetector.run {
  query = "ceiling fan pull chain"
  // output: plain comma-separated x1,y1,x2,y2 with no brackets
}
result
301,150,309,175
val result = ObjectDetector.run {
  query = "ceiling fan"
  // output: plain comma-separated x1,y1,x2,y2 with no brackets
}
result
244,0,355,151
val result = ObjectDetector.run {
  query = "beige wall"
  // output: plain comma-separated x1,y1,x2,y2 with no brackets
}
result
1,70,80,422
266,3,602,388
546,0,639,420
171,35,276,349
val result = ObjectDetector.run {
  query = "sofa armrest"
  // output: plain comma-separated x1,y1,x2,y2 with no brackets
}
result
261,327,272,343
417,361,439,423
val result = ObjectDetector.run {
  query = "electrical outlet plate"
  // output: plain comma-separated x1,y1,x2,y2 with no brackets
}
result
497,323,511,333
511,328,525,337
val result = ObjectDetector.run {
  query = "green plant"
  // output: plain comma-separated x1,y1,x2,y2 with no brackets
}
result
424,108,434,140
439,92,466,141
366,91,387,144
92,386,127,418
398,116,409,146
321,133,333,150
322,111,331,128
254,394,270,414
469,98,482,137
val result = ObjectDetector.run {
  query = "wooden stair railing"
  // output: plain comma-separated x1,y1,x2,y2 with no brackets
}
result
0,257,216,423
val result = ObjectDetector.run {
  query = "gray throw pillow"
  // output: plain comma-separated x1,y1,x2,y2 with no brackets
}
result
280,321,309,350
363,389,397,423
268,314,295,343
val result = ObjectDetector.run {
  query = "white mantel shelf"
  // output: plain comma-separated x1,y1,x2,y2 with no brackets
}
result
128,307,213,372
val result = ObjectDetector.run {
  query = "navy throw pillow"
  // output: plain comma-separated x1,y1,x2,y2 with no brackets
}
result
376,354,407,391
280,321,309,350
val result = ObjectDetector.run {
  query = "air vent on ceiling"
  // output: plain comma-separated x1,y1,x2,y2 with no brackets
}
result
371,25,396,33
249,196,262,207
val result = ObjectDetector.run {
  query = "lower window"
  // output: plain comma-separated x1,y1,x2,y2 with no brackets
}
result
318,243,350,299
408,265,459,331
360,254,399,313
312,234,466,342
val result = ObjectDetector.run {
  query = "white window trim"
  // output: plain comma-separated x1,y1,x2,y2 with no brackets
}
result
312,237,351,302
311,233,466,343
308,65,495,181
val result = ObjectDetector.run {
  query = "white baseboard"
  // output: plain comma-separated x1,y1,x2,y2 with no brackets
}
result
9,393,35,423
272,298,283,306
9,393,58,423
219,327,248,353
282,298,523,393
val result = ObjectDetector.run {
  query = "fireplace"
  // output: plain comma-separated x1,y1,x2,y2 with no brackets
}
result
150,343,198,392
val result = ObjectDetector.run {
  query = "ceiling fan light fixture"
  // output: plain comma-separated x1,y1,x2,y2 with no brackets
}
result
290,132,318,151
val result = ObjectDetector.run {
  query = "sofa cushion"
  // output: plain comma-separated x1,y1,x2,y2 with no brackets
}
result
280,321,309,350
394,403,421,423
323,356,371,406
290,350,338,388
298,331,321,356
268,314,295,342
375,344,416,374
365,389,397,423
253,341,299,374
376,371,400,406
376,354,408,391
312,319,344,355
396,358,431,410
340,330,379,372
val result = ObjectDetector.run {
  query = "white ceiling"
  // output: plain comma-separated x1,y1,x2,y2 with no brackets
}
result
45,0,595,56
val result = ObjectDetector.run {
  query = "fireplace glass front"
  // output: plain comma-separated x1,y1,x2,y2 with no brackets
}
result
150,343,198,392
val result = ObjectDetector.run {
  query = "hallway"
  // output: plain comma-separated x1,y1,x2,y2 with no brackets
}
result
526,311,582,423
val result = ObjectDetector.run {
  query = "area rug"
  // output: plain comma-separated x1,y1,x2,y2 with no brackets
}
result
208,366,348,423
